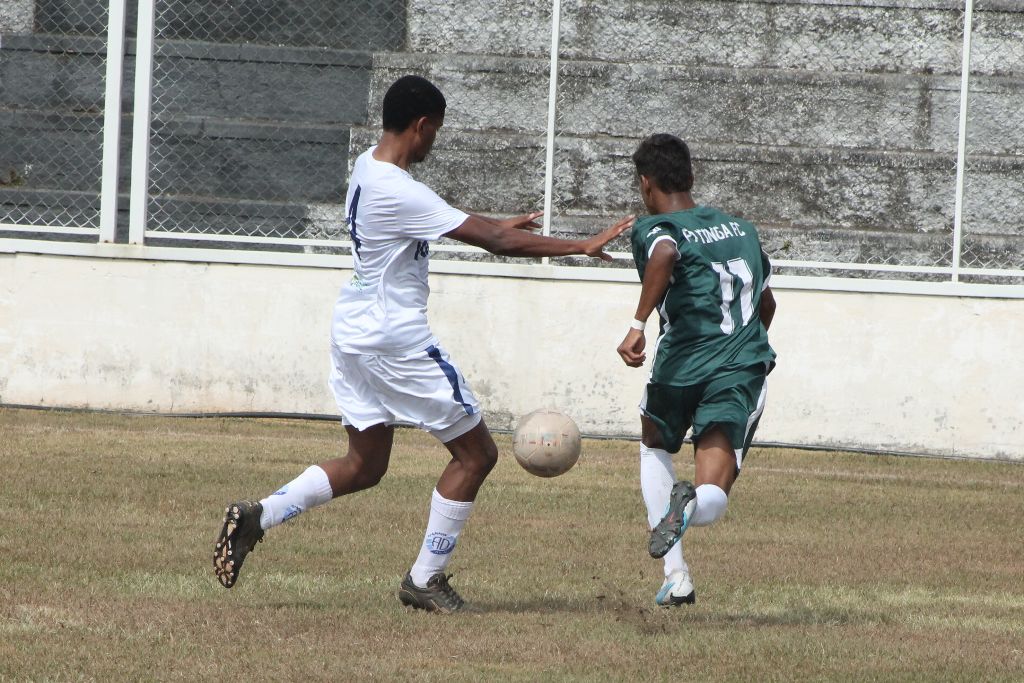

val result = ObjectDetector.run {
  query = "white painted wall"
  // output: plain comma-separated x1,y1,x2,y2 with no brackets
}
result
2,252,1022,460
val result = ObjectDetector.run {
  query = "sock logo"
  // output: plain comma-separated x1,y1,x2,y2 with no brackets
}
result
425,532,456,555
282,504,302,521
273,485,290,496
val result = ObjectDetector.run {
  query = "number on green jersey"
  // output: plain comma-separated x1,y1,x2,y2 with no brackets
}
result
710,257,755,335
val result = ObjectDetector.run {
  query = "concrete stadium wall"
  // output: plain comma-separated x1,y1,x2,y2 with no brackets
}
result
0,0,32,34
399,0,1024,269
2,252,1022,461
3,1,1022,262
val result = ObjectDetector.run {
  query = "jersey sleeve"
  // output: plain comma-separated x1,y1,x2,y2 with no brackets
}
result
642,221,682,261
393,180,470,241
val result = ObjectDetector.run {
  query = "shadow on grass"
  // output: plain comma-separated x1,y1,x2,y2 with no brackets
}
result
691,606,887,628
474,595,886,634
262,600,337,611
473,597,610,615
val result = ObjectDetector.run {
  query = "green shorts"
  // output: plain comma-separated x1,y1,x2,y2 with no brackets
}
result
640,364,768,466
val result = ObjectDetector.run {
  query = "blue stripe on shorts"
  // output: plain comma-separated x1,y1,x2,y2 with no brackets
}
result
426,345,476,415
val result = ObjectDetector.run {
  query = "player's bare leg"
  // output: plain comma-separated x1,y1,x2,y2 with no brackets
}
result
318,423,395,496
649,424,739,553
259,422,394,530
685,425,735,535
214,423,393,588
399,419,498,613
693,425,738,495
435,420,499,502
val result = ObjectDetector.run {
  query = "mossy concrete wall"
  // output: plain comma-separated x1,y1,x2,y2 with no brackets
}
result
2,1,1021,268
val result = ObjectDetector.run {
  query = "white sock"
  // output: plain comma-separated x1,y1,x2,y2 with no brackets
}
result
258,465,334,530
409,489,474,587
639,443,687,577
690,483,728,527
661,537,688,577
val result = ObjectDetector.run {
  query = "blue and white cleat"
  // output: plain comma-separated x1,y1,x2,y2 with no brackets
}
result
655,569,696,606
648,480,697,559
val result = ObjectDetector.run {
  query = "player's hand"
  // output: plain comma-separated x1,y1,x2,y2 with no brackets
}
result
617,328,646,367
498,211,544,232
582,215,635,261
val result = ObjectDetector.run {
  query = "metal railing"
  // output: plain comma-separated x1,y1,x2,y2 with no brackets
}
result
1,0,1021,296
0,0,124,241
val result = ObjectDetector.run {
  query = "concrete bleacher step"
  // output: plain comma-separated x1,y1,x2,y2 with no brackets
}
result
0,35,108,115
34,0,406,51
0,110,108,193
146,117,350,203
5,183,1015,272
145,195,338,240
409,0,1024,77
367,51,1023,157
349,125,1022,246
0,187,102,230
0,34,373,124
4,0,1019,266
0,110,351,203
0,186,345,242
0,34,366,208
359,48,1022,257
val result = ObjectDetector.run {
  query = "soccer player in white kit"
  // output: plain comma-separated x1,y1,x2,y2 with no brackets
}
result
213,75,634,612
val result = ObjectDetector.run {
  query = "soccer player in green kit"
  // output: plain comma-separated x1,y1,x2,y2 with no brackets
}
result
617,134,777,606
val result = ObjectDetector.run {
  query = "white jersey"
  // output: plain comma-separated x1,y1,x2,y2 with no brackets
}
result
331,147,469,355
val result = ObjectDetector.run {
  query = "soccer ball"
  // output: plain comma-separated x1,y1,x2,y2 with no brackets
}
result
512,410,582,477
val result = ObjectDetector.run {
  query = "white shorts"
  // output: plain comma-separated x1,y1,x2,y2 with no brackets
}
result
328,342,482,443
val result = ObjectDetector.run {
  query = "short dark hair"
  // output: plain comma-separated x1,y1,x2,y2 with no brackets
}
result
632,134,694,193
382,75,446,132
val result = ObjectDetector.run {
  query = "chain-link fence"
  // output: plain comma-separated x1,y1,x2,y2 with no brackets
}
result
1,0,1021,286
0,0,113,237
959,0,1024,281
139,0,405,249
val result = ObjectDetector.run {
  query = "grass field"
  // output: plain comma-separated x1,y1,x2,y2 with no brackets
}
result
1,408,1022,681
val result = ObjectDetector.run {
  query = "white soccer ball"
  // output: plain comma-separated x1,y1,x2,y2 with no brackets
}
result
512,410,582,478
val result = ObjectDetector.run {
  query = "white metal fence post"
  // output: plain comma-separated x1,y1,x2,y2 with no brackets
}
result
951,0,975,283
128,0,157,245
541,0,562,265
98,0,128,243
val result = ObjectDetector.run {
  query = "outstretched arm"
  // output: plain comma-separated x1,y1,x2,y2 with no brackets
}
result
617,240,676,368
466,211,543,232
446,212,634,261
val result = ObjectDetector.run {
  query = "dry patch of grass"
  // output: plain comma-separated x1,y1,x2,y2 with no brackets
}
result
1,408,1022,681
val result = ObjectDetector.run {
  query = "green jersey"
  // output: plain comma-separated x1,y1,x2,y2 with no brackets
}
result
631,206,776,386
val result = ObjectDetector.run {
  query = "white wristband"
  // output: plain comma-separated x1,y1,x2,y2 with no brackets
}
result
629,318,646,331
